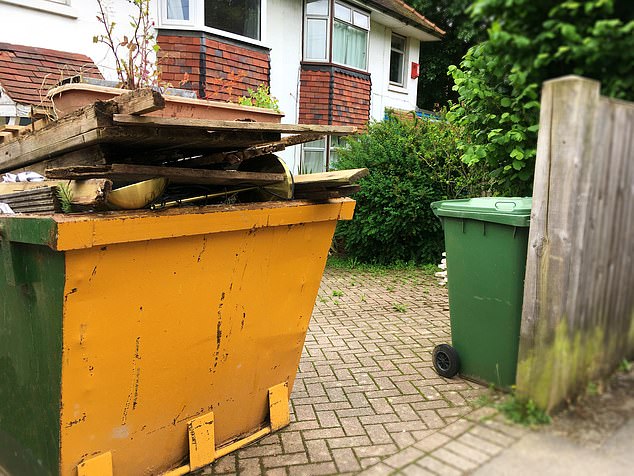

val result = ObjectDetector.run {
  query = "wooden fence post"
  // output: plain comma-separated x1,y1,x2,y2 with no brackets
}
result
516,75,634,411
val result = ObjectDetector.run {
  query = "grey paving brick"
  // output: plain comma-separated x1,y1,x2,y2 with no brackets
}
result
305,439,331,463
383,446,426,468
415,456,463,476
332,448,362,472
456,432,504,456
287,462,338,476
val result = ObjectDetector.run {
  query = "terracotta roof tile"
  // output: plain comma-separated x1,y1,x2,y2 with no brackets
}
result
0,42,102,107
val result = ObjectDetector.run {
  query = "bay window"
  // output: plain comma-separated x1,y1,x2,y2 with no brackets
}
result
304,0,370,70
205,0,261,41
159,0,262,42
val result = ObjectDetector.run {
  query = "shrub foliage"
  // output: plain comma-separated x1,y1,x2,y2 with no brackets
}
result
334,114,486,265
447,0,634,195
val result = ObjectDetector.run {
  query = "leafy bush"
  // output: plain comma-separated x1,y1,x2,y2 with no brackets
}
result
447,0,634,195
334,114,487,265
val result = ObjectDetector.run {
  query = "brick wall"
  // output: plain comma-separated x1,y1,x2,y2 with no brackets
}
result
298,65,371,128
298,69,331,125
332,70,371,127
157,31,270,101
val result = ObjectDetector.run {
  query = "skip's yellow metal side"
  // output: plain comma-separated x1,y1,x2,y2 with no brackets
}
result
57,200,355,475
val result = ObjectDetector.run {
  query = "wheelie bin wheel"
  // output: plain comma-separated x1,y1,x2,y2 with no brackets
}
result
433,344,460,378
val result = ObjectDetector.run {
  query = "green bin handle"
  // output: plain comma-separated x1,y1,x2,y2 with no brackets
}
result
494,201,517,211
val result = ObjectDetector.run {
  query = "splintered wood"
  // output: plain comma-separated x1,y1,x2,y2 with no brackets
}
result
0,88,365,209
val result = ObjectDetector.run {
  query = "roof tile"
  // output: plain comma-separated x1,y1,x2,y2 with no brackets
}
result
0,42,103,107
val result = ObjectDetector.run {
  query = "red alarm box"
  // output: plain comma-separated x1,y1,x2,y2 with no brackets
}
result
411,62,420,79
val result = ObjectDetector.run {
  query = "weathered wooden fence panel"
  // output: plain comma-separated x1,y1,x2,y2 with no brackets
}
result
517,76,634,411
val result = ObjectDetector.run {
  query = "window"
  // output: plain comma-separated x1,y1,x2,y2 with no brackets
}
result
166,0,190,21
301,136,347,173
304,0,370,70
389,34,406,86
301,138,327,174
205,0,261,41
159,1,263,42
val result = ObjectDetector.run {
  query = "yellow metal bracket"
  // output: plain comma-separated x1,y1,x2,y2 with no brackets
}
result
162,381,291,476
268,381,290,431
77,452,113,476
187,411,216,471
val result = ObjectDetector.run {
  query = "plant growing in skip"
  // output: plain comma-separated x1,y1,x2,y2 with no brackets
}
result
334,113,488,265
447,0,634,196
94,0,159,89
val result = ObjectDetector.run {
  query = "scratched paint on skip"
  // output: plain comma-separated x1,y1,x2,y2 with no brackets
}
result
197,236,207,263
121,337,142,424
213,292,224,369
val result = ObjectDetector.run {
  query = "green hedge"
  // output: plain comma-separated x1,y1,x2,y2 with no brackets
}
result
334,114,487,265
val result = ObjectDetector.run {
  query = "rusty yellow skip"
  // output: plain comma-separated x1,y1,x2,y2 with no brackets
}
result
0,198,355,475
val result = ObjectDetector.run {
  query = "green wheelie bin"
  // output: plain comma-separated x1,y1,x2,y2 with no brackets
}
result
430,198,531,388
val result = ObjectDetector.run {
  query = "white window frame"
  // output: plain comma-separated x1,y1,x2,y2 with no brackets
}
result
304,0,330,62
158,0,196,28
0,0,77,18
157,0,268,47
303,0,370,72
389,33,407,87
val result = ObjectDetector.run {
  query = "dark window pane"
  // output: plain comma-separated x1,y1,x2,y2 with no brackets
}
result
390,50,403,84
205,0,261,40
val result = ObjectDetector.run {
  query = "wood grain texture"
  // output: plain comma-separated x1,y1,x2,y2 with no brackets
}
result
45,164,286,186
517,76,634,411
112,114,358,135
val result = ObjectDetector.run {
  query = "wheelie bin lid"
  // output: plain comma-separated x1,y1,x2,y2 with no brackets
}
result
431,197,531,227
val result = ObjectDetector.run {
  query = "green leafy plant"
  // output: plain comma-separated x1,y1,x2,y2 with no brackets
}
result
447,0,634,195
496,394,551,426
94,0,159,89
619,358,632,372
238,85,280,111
56,183,74,213
332,290,344,297
334,114,488,265
393,303,407,313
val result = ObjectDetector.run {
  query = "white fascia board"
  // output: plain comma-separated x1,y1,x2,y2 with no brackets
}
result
368,8,440,42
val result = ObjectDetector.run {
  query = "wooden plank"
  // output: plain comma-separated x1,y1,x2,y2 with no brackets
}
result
0,124,280,173
112,114,358,135
0,187,60,213
45,164,287,186
0,179,112,207
0,102,114,172
293,168,369,189
294,184,360,200
112,88,165,115
180,133,326,167
10,145,110,175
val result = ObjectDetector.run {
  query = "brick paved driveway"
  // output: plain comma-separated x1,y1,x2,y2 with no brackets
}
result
200,267,526,475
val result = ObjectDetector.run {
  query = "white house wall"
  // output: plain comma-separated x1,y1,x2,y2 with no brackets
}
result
368,20,421,121
266,0,304,172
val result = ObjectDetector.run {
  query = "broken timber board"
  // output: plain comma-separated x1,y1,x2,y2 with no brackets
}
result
0,89,164,171
112,114,358,135
45,164,287,186
180,133,326,167
10,145,110,175
293,168,369,190
0,179,112,207
111,88,165,115
0,125,280,172
0,102,115,172
294,185,361,200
